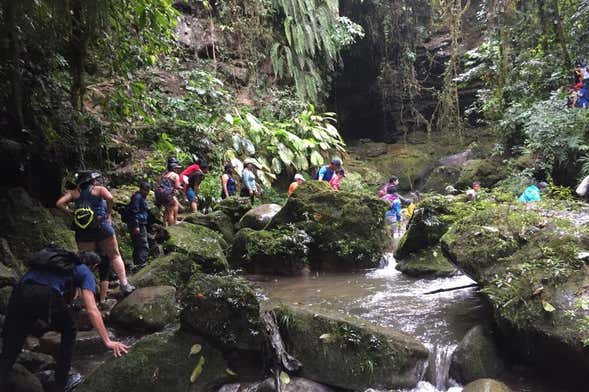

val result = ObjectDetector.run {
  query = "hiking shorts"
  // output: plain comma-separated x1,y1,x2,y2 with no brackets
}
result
75,221,115,243
186,188,197,202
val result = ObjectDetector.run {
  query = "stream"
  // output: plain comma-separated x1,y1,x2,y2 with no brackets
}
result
249,254,568,392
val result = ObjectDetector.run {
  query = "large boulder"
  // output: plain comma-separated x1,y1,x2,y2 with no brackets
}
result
4,363,44,392
449,325,505,384
131,253,195,289
180,274,266,351
238,204,282,230
441,203,589,390
184,210,235,243
274,306,429,390
395,195,463,260
422,166,462,193
268,181,389,269
219,377,335,392
456,159,507,189
214,197,253,225
164,223,229,273
110,286,177,332
77,328,230,392
0,188,76,272
395,246,457,278
230,228,311,275
462,379,512,392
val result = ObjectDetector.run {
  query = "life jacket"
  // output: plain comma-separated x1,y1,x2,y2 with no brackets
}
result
155,174,176,206
73,187,103,231
25,246,81,303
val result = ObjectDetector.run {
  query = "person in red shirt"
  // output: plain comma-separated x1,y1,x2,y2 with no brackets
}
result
180,161,201,191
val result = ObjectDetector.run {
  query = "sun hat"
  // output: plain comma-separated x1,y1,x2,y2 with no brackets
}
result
294,174,305,181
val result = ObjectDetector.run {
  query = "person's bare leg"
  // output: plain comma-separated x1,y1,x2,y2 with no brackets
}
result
190,200,197,213
100,236,128,286
172,197,179,224
99,281,109,303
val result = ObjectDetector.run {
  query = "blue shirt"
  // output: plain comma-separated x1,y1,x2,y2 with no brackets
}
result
242,168,256,191
317,166,334,181
129,192,149,228
518,185,541,203
22,264,96,295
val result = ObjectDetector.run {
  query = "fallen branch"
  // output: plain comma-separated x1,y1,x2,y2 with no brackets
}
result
424,283,478,295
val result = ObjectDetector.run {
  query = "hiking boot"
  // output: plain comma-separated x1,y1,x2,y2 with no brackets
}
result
120,282,136,295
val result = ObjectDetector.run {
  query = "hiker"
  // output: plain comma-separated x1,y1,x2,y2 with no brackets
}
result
329,168,345,191
518,181,548,203
288,173,305,197
221,163,237,199
55,171,135,295
316,159,342,181
466,181,481,201
378,175,399,197
125,182,151,271
382,186,402,224
241,160,259,203
576,175,589,199
180,159,202,192
187,162,209,212
0,247,129,392
156,160,182,226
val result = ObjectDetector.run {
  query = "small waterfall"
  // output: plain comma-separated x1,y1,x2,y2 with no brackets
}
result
424,343,458,391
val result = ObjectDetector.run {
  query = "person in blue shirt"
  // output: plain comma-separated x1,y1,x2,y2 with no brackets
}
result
317,159,342,181
518,181,548,203
0,248,129,392
240,160,260,203
128,182,151,271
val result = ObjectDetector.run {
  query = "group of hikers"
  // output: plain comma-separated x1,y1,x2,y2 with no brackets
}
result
568,61,589,108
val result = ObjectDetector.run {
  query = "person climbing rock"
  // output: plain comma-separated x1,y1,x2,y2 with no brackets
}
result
518,181,548,203
56,171,135,295
187,161,208,212
0,247,129,392
241,160,260,203
329,168,346,191
288,173,305,196
221,163,237,199
382,185,403,230
155,159,182,226
378,175,399,197
125,182,151,271
316,158,341,181
180,159,201,192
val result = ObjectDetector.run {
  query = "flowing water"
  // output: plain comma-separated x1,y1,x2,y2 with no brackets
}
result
249,254,568,392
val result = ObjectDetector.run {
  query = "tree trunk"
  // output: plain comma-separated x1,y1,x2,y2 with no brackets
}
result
3,0,24,130
536,0,550,52
69,0,86,111
549,0,571,68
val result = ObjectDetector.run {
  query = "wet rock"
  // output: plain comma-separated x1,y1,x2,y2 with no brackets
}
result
274,305,429,390
219,377,335,392
16,350,56,373
131,253,196,289
0,188,76,272
395,246,457,278
77,299,117,331
4,363,44,392
214,197,253,225
77,328,230,392
230,227,311,275
462,378,512,392
0,263,17,287
395,195,463,260
39,330,113,357
111,286,177,332
180,274,266,351
268,181,389,270
238,204,282,230
164,222,229,273
184,210,235,243
449,325,505,384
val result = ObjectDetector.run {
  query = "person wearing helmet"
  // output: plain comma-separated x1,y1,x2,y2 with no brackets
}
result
288,173,305,197
55,171,135,295
316,159,341,182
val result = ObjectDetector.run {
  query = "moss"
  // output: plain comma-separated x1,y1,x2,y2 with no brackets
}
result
422,166,462,193
268,181,389,269
395,246,457,278
164,223,229,273
180,274,266,351
238,204,282,230
274,305,428,390
77,328,230,392
110,286,178,332
214,197,252,224
456,159,508,189
131,253,197,289
230,227,311,275
184,210,235,243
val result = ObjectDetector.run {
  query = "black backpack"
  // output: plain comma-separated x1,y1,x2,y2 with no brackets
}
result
120,192,137,224
25,246,81,303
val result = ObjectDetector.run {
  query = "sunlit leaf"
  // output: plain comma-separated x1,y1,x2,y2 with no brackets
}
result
542,300,555,312
225,368,237,376
189,356,205,383
280,371,291,385
310,150,324,166
189,344,202,356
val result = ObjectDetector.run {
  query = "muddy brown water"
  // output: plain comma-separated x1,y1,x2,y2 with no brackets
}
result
249,254,570,392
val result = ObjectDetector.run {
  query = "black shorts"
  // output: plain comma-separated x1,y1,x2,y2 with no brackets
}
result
75,221,115,243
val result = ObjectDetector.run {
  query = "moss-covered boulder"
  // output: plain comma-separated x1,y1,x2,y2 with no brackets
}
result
219,377,335,392
214,197,253,225
441,203,589,389
238,204,282,230
130,253,195,289
395,195,464,260
456,159,508,189
76,328,231,392
395,246,457,278
184,210,235,243
230,227,311,275
0,188,76,270
274,305,428,390
462,379,512,392
449,325,505,384
180,274,266,351
110,286,178,332
164,223,229,273
268,181,389,270
422,166,462,193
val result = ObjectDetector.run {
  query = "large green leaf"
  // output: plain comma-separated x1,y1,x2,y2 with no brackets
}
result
310,150,324,166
